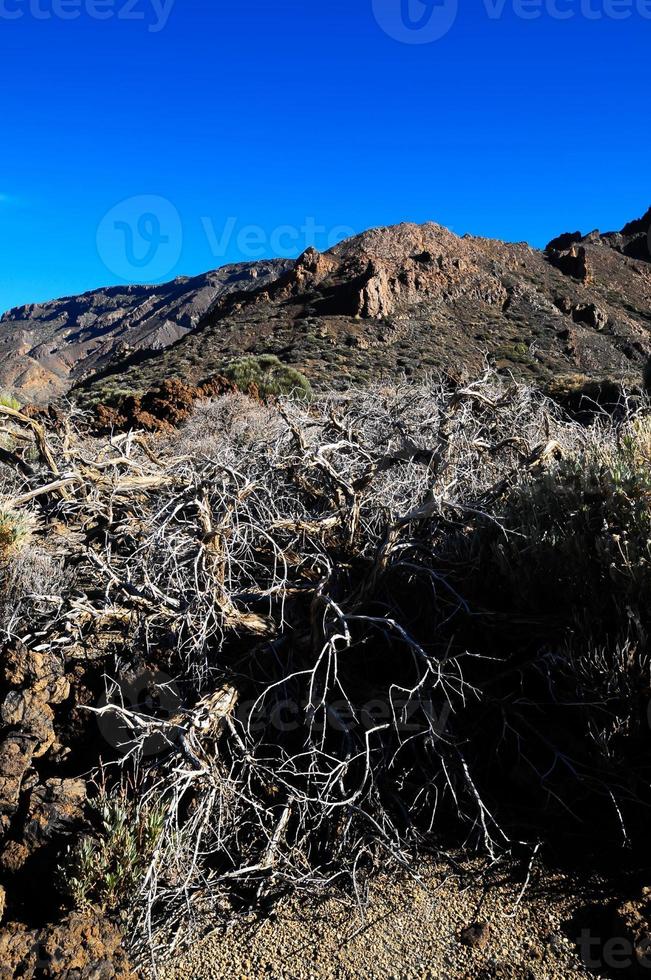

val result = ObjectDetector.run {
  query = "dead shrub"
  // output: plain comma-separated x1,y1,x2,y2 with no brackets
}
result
0,372,649,963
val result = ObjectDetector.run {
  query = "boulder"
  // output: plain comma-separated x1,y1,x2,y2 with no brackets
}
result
0,913,135,979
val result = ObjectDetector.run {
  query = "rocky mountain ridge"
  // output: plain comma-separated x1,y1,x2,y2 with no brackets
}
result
73,208,651,409
2,209,650,408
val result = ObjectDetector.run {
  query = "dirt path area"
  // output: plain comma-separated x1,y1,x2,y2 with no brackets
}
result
157,859,610,979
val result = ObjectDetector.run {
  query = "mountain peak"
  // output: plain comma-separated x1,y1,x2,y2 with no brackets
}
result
2,210,650,409
621,206,651,237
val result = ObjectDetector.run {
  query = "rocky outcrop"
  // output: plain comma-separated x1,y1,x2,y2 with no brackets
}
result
0,639,135,977
546,231,583,252
547,208,651,265
0,641,89,923
606,207,651,261
23,778,86,851
94,374,248,433
571,303,609,331
0,913,135,979
546,244,591,282
0,644,70,833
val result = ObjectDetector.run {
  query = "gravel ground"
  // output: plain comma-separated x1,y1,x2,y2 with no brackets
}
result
156,858,606,979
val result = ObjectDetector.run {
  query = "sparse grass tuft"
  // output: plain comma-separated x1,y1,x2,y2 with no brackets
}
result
0,392,21,411
0,505,33,558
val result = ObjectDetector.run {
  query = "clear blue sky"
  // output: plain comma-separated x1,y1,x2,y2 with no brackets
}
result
0,0,649,312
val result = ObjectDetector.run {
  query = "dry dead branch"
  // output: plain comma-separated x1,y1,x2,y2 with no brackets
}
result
0,371,638,964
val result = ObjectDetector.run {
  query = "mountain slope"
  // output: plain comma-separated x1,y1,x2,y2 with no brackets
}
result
73,211,651,408
0,259,290,402
2,210,650,408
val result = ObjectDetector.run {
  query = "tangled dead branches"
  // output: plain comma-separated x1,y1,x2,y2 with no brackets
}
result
0,372,648,962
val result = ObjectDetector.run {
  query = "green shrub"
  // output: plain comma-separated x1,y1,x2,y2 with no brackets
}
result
62,789,165,913
496,342,533,365
0,392,20,411
222,354,311,399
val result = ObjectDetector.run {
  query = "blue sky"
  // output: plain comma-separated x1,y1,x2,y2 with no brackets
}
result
0,0,649,311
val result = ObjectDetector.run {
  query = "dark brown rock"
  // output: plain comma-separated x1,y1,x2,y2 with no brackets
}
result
94,374,246,434
0,921,39,980
2,644,69,704
0,643,73,829
0,913,135,979
1,690,56,755
23,777,86,848
459,920,491,949
571,303,609,331
0,733,36,825
547,244,591,282
0,840,30,874
546,231,583,252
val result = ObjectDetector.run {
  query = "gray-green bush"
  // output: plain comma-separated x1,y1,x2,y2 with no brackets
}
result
222,353,312,398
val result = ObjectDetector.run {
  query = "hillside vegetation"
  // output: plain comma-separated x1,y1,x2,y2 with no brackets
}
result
0,372,650,972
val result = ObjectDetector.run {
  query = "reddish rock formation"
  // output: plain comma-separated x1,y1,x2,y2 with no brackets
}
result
94,374,251,433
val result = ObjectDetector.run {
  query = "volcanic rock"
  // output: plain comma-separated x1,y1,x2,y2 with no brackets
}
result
0,913,135,979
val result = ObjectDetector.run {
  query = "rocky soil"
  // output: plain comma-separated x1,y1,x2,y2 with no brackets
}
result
0,637,137,976
159,858,651,980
